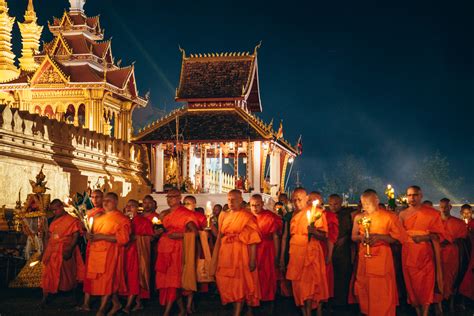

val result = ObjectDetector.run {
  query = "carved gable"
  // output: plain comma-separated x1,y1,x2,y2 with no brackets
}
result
30,56,69,85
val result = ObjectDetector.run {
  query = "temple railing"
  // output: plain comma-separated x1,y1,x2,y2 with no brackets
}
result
207,169,235,193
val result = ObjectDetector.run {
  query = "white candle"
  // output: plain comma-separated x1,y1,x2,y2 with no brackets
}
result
205,201,212,216
306,210,311,225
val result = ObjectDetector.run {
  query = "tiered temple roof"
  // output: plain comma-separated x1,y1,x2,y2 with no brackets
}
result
135,45,297,156
0,1,146,107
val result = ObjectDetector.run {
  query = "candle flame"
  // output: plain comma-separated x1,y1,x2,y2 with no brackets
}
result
152,217,160,225
205,201,213,216
306,210,311,224
29,260,39,267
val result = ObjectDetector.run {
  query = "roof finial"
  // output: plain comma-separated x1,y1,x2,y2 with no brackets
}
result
178,45,186,59
253,41,262,55
69,0,85,14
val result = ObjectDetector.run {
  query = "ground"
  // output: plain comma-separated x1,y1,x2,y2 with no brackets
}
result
0,289,473,316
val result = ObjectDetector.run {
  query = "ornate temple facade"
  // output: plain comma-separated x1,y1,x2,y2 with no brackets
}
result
0,0,150,208
134,47,298,207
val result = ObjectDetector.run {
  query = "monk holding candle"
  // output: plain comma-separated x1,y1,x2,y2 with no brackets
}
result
459,204,474,301
285,188,328,316
250,194,282,311
86,192,131,316
41,199,84,307
213,189,261,316
78,189,105,311
155,189,198,316
399,186,447,316
351,189,407,316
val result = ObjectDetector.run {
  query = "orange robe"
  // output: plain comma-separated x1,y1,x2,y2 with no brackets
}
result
320,210,338,299
255,209,283,301
401,207,447,306
83,207,104,294
354,210,407,316
215,210,261,306
459,220,474,299
121,215,154,298
435,216,468,301
41,214,85,293
286,209,329,308
155,206,197,305
86,210,131,296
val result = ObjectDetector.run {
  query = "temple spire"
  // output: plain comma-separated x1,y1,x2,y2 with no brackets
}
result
18,0,43,71
69,0,86,14
0,0,19,82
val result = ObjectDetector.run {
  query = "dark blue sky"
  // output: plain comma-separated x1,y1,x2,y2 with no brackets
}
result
8,0,474,200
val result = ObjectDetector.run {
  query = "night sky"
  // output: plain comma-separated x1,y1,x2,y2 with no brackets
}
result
7,0,474,201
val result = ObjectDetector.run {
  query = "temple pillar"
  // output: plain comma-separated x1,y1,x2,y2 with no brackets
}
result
84,102,90,130
182,147,188,180
252,141,261,193
189,145,195,187
270,146,281,197
218,147,223,193
202,144,208,192
154,144,164,192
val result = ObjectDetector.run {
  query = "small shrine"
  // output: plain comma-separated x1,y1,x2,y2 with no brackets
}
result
133,46,299,201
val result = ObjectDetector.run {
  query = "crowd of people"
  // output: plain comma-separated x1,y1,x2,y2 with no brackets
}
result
38,186,474,316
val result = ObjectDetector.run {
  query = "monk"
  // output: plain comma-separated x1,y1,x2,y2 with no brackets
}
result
141,195,158,222
86,192,131,316
352,189,407,316
78,189,105,311
308,192,338,316
121,199,154,313
286,188,328,316
278,193,294,297
155,189,198,316
41,199,84,306
328,193,353,309
399,186,447,316
459,204,474,301
250,194,282,311
213,189,261,316
182,195,208,314
433,198,468,312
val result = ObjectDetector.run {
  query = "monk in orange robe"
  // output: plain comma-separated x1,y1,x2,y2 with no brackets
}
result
399,186,447,316
250,194,282,310
78,189,105,311
213,189,261,316
119,199,155,313
351,189,407,316
155,189,198,316
86,192,131,316
459,205,474,301
41,199,84,306
285,188,328,316
182,195,208,314
432,198,469,312
308,192,338,316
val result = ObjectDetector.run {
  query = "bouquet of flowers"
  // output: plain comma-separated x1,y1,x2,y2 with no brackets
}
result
64,192,94,232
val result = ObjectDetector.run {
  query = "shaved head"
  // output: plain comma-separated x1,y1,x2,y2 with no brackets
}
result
292,187,308,212
250,194,264,214
228,189,243,211
361,189,379,213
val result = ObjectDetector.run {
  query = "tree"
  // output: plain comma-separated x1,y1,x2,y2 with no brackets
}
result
413,152,463,201
321,155,384,202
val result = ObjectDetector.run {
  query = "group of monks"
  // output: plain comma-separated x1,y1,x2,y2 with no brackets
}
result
39,185,473,316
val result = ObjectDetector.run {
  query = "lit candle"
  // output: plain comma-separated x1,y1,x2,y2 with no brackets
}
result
205,201,212,216
306,210,311,225
89,217,94,231
29,260,39,267
152,217,160,225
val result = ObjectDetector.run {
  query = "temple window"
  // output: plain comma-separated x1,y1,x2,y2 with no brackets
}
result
78,104,85,127
44,105,54,119
65,104,75,124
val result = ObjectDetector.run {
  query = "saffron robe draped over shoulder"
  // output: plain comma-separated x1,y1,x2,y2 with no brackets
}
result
354,210,407,316
286,209,329,308
320,210,339,299
83,207,104,294
437,216,468,301
459,220,474,300
215,210,262,306
86,210,131,296
121,215,154,298
255,210,282,301
41,214,84,293
400,207,447,306
155,206,197,305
